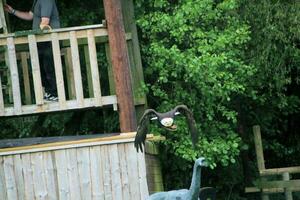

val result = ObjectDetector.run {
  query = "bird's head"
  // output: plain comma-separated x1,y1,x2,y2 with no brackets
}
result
195,157,207,167
160,117,177,131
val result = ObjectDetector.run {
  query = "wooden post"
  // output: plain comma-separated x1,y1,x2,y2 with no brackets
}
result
283,172,293,200
103,0,137,132
253,125,269,200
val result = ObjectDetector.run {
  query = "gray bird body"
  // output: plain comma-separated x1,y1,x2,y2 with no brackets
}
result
147,157,206,200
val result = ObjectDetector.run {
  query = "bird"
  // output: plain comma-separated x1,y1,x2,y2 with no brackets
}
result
134,104,198,152
147,157,207,200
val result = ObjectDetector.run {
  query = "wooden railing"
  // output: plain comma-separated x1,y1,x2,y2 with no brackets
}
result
0,24,119,117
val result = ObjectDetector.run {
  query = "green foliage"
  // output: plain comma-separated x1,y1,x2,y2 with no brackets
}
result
136,0,254,167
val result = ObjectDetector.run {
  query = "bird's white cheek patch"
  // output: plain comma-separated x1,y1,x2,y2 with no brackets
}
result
161,118,174,127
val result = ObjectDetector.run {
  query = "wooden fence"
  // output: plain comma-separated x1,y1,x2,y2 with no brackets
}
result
245,125,300,200
0,132,149,200
0,24,122,117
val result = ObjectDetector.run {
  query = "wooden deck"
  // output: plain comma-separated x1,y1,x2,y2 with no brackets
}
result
0,24,121,117
0,132,150,200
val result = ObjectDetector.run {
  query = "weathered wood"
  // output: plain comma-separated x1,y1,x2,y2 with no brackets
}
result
31,152,48,200
101,145,112,200
0,74,4,115
253,125,265,170
66,149,81,200
0,0,8,34
138,150,150,199
0,156,7,200
3,156,18,200
77,148,92,200
51,32,66,108
89,146,105,199
87,29,102,106
245,187,300,193
83,45,94,97
0,95,117,117
259,180,300,189
109,144,123,200
103,0,137,132
260,166,300,176
28,34,44,106
283,172,293,200
54,150,71,200
20,52,32,105
118,144,130,200
62,47,76,99
105,43,115,95
70,31,84,107
43,152,58,200
7,37,22,114
22,154,35,200
13,155,25,200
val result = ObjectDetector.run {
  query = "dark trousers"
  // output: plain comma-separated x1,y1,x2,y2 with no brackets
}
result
38,42,57,96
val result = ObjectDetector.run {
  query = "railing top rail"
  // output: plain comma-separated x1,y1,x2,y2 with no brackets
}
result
0,24,105,39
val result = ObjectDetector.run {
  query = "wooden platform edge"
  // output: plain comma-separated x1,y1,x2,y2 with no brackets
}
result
0,132,156,156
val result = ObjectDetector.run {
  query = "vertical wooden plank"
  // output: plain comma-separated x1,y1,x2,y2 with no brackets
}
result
28,35,44,106
0,0,8,33
103,0,137,132
89,146,105,200
137,150,149,199
7,37,22,114
13,155,25,200
54,150,71,200
0,156,8,200
51,33,66,108
87,30,102,106
0,74,4,115
21,154,35,200
108,144,122,200
77,148,92,200
43,152,58,200
101,145,112,200
283,172,293,200
105,44,115,96
125,143,140,199
3,156,18,200
83,45,94,98
253,125,265,171
20,52,32,105
70,31,84,106
31,152,48,200
66,149,81,200
63,48,76,99
117,144,130,200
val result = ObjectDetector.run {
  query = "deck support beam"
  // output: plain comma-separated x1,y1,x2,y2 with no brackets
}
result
103,0,137,132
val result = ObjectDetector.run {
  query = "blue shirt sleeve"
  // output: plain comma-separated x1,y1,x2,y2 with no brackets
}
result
40,0,55,18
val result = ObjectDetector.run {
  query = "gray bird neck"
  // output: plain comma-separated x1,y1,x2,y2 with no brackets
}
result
188,163,202,199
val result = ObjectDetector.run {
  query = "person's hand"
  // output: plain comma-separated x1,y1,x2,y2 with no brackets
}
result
4,4,15,14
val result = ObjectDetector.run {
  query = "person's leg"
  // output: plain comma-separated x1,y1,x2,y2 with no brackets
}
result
38,42,57,98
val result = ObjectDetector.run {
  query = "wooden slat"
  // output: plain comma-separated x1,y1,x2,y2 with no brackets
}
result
31,152,48,200
283,172,293,200
0,94,117,117
0,74,4,115
125,143,140,199
54,150,70,200
3,156,18,200
83,45,93,98
108,144,122,200
70,31,84,106
20,52,32,105
28,35,44,106
0,156,8,200
118,144,130,200
260,166,300,176
253,125,265,170
89,146,105,200
7,37,22,114
51,33,66,107
63,47,76,99
245,186,300,193
66,149,81,200
21,154,35,200
87,29,102,106
77,148,92,200
43,152,58,200
260,180,300,189
13,155,25,200
0,0,8,33
101,145,112,200
137,150,149,199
